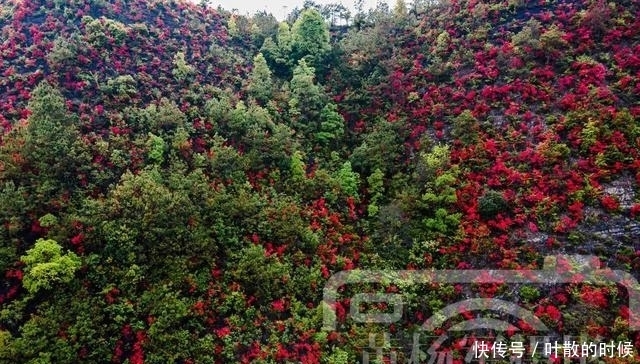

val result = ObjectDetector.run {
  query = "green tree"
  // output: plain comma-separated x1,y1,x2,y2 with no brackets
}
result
290,150,306,183
415,143,450,181
511,19,542,58
0,182,28,265
238,103,297,170
261,22,294,78
24,81,72,169
101,75,138,103
478,190,509,219
82,16,127,47
412,145,463,238
143,98,187,133
539,24,568,64
421,171,462,235
316,103,345,147
231,244,291,301
247,53,274,104
350,118,404,176
291,8,331,71
336,161,360,199
288,59,327,137
250,11,279,48
393,0,408,19
367,168,385,216
451,110,480,145
93,168,217,277
20,239,81,294
21,81,89,198
146,133,166,165
172,51,196,82
47,36,78,70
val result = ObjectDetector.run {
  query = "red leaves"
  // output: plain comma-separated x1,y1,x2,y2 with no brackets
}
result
535,304,562,322
70,233,84,246
28,218,46,235
600,195,620,212
105,287,120,304
5,269,23,281
346,196,356,219
321,265,330,279
630,204,640,218
0,268,23,305
580,286,609,308
69,233,85,254
192,300,206,315
271,298,287,313
214,326,230,338
113,325,146,364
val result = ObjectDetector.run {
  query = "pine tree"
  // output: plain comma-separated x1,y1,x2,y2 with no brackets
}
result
261,22,294,78
336,161,360,199
316,103,345,147
22,81,88,194
288,59,326,136
291,8,331,71
247,53,274,104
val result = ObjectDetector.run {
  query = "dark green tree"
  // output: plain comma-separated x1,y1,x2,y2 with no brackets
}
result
19,81,90,203
350,118,404,176
24,82,75,174
288,59,327,139
291,8,331,72
91,168,218,278
249,11,279,48
478,190,509,219
260,22,294,79
451,110,480,145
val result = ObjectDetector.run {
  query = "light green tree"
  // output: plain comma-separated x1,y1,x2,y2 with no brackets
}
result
290,150,306,183
172,51,195,82
20,239,81,294
393,0,408,18
247,53,274,104
367,168,385,216
336,161,360,198
316,103,345,146
146,133,166,165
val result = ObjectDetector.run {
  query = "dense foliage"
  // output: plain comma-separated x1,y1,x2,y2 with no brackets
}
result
1,0,639,362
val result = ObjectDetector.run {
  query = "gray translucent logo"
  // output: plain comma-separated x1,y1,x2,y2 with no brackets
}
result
322,255,639,363
323,255,639,331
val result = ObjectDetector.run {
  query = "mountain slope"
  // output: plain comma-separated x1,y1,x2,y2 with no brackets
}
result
0,0,639,362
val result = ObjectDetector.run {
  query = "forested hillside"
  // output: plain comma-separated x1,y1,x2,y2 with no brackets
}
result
1,0,639,362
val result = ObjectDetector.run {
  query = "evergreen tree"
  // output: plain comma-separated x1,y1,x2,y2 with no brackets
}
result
288,59,326,138
291,8,331,72
316,103,345,149
249,11,279,48
21,81,89,198
247,53,274,105
336,161,360,199
172,51,195,82
393,0,408,18
261,22,294,78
